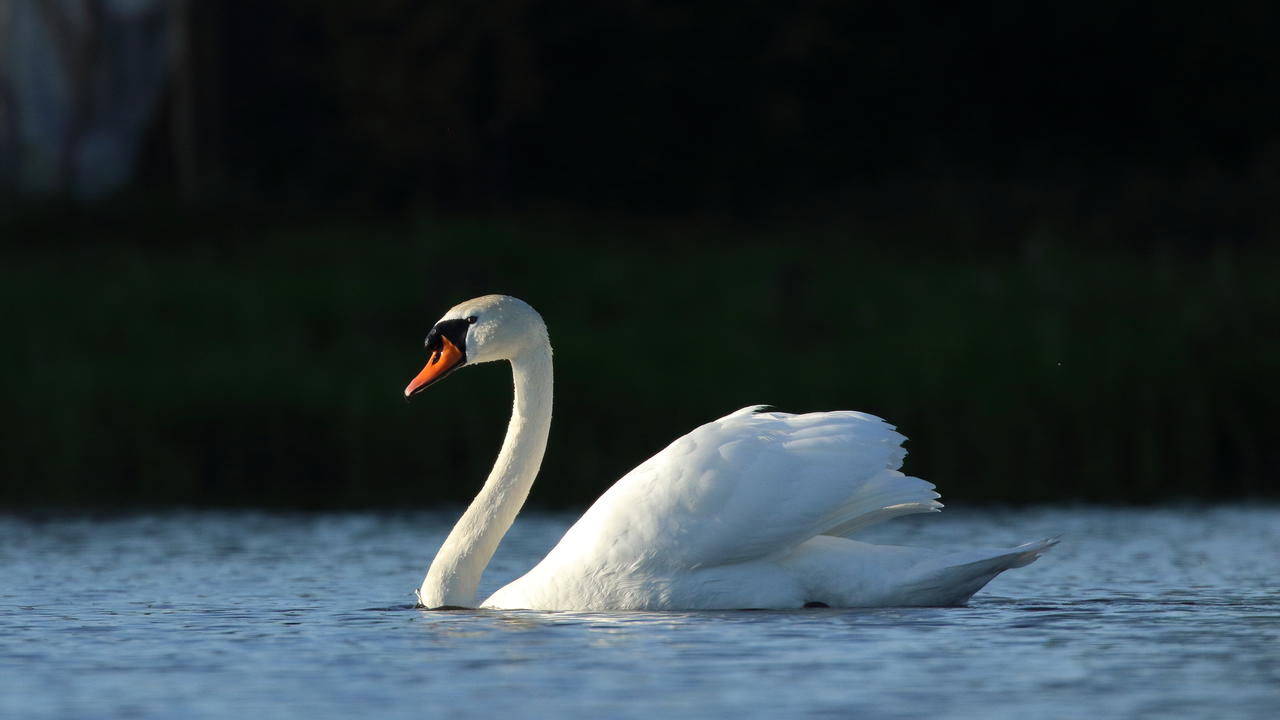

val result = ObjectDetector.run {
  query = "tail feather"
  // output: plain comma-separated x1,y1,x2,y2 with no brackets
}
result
1002,536,1060,568
902,537,1060,605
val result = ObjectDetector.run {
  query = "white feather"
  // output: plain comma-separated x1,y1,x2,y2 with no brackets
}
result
410,295,1055,611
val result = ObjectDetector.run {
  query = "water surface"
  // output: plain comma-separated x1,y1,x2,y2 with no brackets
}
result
2,506,1277,719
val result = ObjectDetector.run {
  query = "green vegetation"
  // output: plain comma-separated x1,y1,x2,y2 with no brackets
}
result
2,214,1276,508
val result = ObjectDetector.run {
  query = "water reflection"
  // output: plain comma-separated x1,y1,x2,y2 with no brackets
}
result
2,506,1278,719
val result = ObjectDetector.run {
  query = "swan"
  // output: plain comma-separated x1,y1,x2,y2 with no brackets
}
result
405,294,1054,610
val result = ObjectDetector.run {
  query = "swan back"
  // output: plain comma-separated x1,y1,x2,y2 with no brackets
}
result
486,406,942,608
563,406,939,567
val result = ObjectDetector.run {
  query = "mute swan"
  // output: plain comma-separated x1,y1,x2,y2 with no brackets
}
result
406,295,1054,610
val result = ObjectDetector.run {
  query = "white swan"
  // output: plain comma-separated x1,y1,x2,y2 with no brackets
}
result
406,294,1054,610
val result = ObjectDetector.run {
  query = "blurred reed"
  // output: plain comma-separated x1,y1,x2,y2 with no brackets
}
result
2,215,1275,508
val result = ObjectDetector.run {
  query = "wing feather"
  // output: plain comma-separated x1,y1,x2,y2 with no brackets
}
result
538,406,941,574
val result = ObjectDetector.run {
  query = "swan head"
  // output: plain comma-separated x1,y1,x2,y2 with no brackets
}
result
404,295,548,399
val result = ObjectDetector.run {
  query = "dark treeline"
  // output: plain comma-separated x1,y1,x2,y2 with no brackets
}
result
113,0,1277,245
1,219,1277,509
2,2,1277,509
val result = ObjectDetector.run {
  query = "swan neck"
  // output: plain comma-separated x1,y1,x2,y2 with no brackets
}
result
418,342,553,608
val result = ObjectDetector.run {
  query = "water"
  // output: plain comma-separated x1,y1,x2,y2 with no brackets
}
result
2,506,1277,719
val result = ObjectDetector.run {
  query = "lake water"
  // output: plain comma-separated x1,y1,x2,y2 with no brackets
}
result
2,506,1277,719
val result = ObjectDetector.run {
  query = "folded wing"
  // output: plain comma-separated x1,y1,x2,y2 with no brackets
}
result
539,406,942,574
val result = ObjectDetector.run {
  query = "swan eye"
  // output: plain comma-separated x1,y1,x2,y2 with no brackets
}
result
466,316,478,324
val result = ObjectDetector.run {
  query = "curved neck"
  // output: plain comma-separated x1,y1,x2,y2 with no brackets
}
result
417,342,553,608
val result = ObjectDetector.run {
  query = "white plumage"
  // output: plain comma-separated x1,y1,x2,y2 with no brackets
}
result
405,295,1054,611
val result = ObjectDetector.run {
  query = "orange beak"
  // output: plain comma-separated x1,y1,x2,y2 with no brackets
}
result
404,335,465,398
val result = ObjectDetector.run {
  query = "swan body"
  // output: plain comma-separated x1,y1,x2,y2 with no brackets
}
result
406,295,1054,611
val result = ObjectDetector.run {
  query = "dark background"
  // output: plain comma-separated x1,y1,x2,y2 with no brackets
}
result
2,0,1277,509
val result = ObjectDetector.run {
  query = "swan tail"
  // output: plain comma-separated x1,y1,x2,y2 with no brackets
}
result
820,470,943,539
1001,536,1060,568
902,537,1060,606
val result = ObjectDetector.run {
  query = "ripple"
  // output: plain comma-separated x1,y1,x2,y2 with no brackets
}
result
2,506,1279,720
